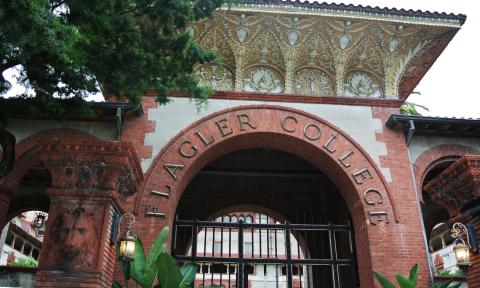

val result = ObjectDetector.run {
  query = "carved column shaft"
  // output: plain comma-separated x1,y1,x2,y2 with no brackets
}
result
34,140,142,288
234,46,246,91
284,50,295,93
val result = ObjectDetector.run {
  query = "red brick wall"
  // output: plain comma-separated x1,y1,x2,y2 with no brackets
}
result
121,104,431,287
121,94,157,162
372,106,431,285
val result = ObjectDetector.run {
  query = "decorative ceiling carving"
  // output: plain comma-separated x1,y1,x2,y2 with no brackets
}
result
190,9,460,99
424,155,480,216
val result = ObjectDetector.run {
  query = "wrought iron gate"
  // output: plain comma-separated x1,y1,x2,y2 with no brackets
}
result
172,217,359,288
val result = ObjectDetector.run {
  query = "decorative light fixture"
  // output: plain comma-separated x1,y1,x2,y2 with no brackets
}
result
33,212,48,229
451,222,471,270
117,213,136,262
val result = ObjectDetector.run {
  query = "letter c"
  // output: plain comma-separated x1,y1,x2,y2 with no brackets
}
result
281,116,297,133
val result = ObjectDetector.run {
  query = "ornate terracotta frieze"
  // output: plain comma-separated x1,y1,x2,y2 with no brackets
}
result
189,10,460,100
39,140,143,201
424,155,480,214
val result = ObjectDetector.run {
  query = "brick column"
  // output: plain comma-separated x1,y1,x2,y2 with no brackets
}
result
34,140,143,288
0,187,13,229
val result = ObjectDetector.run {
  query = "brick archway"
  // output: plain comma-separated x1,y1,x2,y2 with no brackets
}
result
413,144,479,204
135,105,408,287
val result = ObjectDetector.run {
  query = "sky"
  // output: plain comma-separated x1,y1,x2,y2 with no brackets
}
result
3,1,479,118
317,0,480,118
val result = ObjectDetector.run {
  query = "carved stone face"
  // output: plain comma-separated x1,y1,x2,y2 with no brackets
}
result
60,208,94,258
45,204,101,271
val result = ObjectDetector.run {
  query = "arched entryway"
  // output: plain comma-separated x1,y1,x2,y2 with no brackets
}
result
136,105,408,287
173,148,358,287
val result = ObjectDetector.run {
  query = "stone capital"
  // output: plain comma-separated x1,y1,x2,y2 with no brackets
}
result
39,140,143,201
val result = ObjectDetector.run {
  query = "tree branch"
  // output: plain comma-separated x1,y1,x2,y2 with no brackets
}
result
0,58,20,73
49,0,67,11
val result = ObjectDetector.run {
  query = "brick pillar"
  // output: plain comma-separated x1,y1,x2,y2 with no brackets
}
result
33,140,143,288
0,187,12,229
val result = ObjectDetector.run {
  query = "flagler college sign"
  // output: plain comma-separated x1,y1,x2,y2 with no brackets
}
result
137,105,398,227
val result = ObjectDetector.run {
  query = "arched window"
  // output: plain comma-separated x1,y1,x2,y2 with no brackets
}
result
223,216,231,223
231,215,237,223
245,215,253,223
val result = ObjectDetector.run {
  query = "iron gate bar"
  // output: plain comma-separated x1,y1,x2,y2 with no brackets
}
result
174,256,353,265
173,217,357,288
174,220,351,230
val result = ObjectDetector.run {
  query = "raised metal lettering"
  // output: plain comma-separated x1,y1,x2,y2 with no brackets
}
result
215,118,233,137
281,116,297,133
195,131,214,146
352,168,373,185
364,188,383,206
145,204,166,217
303,123,321,140
338,150,354,168
236,114,256,131
178,140,198,158
164,164,184,180
151,185,173,198
368,211,389,225
323,133,338,153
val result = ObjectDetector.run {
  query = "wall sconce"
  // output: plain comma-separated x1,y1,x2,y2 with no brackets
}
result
117,213,136,262
451,222,471,270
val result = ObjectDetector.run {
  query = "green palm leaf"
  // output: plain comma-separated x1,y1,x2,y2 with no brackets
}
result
373,270,397,288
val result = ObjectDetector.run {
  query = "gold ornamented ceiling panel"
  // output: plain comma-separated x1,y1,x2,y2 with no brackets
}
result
191,4,463,100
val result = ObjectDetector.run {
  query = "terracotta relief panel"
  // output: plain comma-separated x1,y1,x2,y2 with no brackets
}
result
40,199,105,271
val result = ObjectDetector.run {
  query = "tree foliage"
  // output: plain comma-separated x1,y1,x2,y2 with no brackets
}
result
0,0,229,120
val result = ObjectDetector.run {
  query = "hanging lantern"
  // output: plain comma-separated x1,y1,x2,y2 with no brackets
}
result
118,231,136,261
451,222,472,269
454,241,471,267
117,213,136,262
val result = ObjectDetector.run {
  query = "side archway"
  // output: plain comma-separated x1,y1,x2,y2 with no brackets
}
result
413,144,479,203
135,105,405,287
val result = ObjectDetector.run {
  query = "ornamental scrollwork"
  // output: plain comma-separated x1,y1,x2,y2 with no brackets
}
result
191,10,459,98
195,64,234,91
294,69,334,96
344,72,383,98
243,67,283,93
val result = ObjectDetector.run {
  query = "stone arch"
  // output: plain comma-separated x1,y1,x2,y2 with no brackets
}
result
0,128,98,223
135,105,400,287
1,128,98,194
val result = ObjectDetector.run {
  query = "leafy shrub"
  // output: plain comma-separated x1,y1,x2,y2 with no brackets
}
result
10,257,38,268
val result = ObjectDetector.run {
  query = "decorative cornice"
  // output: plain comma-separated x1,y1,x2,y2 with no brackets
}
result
229,1,466,27
39,140,143,200
424,155,480,214
166,90,404,107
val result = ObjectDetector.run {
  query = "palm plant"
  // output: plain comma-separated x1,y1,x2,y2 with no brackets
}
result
116,226,197,288
374,264,462,288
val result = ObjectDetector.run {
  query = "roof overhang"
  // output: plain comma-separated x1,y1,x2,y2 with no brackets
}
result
386,114,480,139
